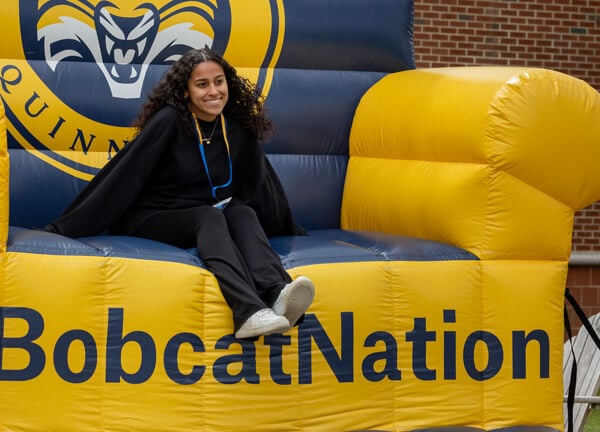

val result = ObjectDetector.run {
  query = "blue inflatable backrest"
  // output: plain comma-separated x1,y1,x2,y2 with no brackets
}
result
6,0,415,231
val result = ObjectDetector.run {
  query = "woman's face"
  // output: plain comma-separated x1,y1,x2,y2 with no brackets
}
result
185,60,229,121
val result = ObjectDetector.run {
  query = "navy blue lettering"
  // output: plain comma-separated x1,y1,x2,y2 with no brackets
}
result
108,139,127,160
105,308,156,384
264,334,292,384
406,317,436,380
298,313,354,384
1,307,555,385
53,330,97,383
463,331,503,380
0,307,45,381
512,330,550,379
443,309,457,380
362,331,401,382
164,332,205,385
25,92,49,117
69,129,96,154
213,335,259,384
48,117,66,139
0,64,22,94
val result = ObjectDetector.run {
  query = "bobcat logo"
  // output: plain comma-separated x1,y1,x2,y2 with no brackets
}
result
37,0,228,99
2,0,282,177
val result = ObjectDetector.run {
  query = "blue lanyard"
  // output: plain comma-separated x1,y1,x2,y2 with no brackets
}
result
192,113,232,199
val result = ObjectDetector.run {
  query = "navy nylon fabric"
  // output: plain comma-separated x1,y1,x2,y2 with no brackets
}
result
8,148,88,229
7,227,205,267
8,227,477,269
277,0,415,72
261,69,386,229
268,154,348,230
262,69,386,155
272,230,479,268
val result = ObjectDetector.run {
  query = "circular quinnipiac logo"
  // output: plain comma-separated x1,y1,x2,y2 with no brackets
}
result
0,0,285,179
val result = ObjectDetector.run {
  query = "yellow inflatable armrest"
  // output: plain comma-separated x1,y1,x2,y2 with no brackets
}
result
344,67,600,260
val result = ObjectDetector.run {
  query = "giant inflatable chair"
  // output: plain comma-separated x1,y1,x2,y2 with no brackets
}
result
1,1,600,431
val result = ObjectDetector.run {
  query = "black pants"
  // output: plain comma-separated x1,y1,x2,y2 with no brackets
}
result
129,204,292,330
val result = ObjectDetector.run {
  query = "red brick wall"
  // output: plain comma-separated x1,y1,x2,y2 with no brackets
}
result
566,266,600,334
412,0,600,325
413,0,600,91
573,203,600,251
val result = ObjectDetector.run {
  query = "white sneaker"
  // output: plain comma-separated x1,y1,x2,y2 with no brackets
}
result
235,308,291,339
273,276,315,327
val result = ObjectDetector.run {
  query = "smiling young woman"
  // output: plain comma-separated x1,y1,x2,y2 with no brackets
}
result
185,59,229,122
44,48,315,339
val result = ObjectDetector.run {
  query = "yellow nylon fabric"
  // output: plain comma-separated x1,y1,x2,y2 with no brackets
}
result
0,256,565,431
345,67,600,260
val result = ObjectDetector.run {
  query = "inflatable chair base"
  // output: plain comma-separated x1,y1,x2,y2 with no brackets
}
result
2,0,600,431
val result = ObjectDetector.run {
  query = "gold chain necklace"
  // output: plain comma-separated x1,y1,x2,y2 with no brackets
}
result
197,117,219,144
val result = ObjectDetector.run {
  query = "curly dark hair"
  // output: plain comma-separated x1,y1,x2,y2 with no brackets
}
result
131,48,273,140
